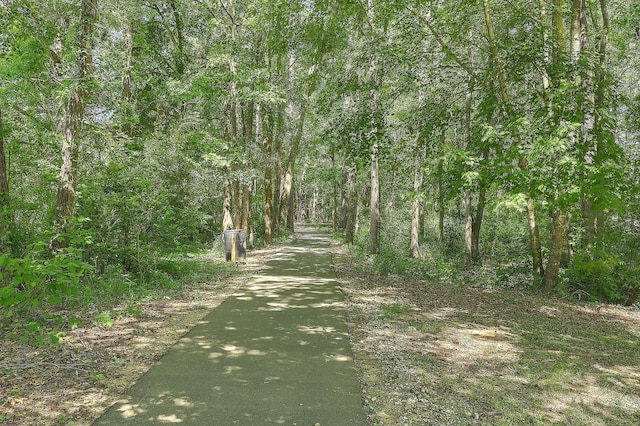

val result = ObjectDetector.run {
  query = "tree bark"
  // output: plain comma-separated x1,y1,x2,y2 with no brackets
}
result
368,140,380,254
582,0,610,244
263,106,274,244
410,134,424,259
345,162,357,245
527,197,544,278
272,103,284,231
222,180,234,231
168,0,185,75
53,0,98,250
437,129,445,244
543,210,570,291
471,184,486,265
0,108,10,251
279,103,306,232
340,164,348,230
121,16,135,137
240,101,255,236
593,0,610,240
366,0,381,256
463,76,474,270
464,190,474,270
332,154,338,232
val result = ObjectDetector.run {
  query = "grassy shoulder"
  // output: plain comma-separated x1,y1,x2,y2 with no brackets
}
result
334,250,640,425
0,246,266,425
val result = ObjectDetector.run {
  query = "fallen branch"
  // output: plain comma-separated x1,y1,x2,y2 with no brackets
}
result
0,362,91,374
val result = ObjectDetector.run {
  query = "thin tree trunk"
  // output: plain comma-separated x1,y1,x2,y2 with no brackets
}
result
464,190,473,270
410,134,424,259
543,210,570,291
366,0,381,255
527,197,544,278
438,202,445,244
295,166,306,225
311,185,318,222
53,0,98,250
272,104,283,231
241,184,250,234
340,164,348,230
593,0,609,240
471,184,486,265
233,180,241,228
437,129,445,244
121,17,134,137
463,76,474,270
240,101,255,236
332,154,338,231
345,162,357,245
263,107,274,244
168,0,185,75
369,140,380,254
539,0,578,290
0,108,10,251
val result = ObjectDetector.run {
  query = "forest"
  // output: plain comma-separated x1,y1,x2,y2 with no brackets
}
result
1,0,639,330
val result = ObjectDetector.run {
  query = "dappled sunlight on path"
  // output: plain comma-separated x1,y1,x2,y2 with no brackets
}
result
94,227,366,425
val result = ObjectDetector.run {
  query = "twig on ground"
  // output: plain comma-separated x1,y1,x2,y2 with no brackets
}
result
0,362,91,374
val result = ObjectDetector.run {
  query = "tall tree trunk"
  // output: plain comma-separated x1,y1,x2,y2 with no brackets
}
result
222,180,234,231
263,106,274,244
366,0,381,255
279,103,306,232
168,0,185,75
345,162,357,245
295,166,306,225
582,0,610,244
241,183,250,234
311,185,319,222
222,0,239,232
233,180,241,228
332,154,338,232
0,108,10,251
272,104,284,231
410,134,424,259
593,0,610,240
340,164,349,230
369,140,380,254
463,77,474,270
543,0,582,290
464,190,474,270
53,0,98,250
527,197,544,278
121,16,135,137
240,101,255,236
437,129,445,244
543,210,570,291
471,184,486,265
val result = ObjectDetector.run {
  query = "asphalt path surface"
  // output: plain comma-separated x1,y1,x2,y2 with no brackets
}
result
94,227,367,425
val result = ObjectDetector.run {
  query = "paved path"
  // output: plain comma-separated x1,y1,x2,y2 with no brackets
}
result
94,228,367,425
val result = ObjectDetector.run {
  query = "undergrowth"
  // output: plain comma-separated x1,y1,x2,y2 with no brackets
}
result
0,241,239,347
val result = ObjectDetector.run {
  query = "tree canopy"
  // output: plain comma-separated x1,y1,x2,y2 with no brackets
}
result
1,0,639,320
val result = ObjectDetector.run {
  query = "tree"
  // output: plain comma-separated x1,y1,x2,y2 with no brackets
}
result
0,108,10,250
52,0,98,249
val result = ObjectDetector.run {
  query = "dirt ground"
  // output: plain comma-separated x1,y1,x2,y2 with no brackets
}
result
2,241,640,425
334,251,640,425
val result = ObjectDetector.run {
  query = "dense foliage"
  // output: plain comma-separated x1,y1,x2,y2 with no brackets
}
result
0,0,639,328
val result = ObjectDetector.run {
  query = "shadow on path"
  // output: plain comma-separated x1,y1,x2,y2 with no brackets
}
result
94,227,367,425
